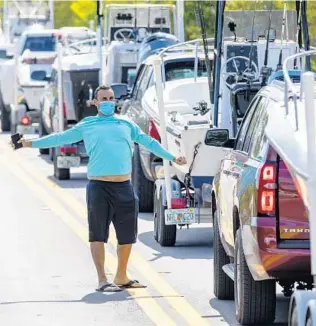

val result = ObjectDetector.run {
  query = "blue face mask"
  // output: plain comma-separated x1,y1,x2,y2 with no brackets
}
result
99,101,115,116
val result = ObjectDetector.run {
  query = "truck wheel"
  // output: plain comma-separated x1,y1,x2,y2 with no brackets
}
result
213,208,234,300
234,229,276,325
1,104,10,132
153,188,159,241
39,117,49,155
157,188,176,246
53,151,70,180
132,144,154,212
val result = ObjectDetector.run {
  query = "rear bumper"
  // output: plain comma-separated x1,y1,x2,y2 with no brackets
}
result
242,217,310,281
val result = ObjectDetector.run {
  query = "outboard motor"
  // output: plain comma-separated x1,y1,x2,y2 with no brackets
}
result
137,32,179,65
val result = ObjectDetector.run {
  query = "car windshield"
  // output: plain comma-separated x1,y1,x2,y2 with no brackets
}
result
23,36,56,53
165,59,209,81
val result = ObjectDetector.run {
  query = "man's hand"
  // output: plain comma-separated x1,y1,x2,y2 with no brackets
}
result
173,156,187,165
18,138,32,148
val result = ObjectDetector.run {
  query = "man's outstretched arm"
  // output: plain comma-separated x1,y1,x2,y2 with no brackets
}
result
20,127,83,149
131,123,186,164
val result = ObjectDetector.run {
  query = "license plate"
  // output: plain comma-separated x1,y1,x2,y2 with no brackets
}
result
164,208,196,225
57,156,80,169
17,125,36,134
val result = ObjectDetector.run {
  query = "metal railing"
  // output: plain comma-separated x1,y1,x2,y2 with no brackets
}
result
282,49,316,131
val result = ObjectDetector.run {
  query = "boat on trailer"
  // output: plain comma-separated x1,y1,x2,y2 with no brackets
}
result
150,2,306,247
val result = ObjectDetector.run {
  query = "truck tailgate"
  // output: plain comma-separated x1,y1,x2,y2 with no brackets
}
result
278,160,309,240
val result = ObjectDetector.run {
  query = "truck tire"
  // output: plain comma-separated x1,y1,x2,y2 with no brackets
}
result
234,229,276,325
53,150,70,180
157,188,176,246
1,104,10,132
213,208,234,300
132,144,154,212
39,117,49,155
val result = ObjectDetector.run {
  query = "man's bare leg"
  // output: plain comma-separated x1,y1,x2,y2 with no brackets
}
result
114,244,146,288
90,242,107,287
113,244,132,285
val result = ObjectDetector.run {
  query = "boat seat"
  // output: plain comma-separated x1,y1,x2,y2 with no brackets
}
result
229,82,261,118
268,69,302,84
164,100,192,113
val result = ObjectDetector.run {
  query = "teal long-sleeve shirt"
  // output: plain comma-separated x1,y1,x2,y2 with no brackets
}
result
31,115,175,177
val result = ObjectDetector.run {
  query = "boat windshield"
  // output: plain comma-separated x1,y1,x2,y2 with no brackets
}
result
165,59,208,81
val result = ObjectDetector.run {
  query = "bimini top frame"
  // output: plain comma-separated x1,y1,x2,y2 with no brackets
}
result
156,38,215,87
281,49,316,130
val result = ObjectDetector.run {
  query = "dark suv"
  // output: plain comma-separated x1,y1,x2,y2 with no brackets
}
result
207,84,310,325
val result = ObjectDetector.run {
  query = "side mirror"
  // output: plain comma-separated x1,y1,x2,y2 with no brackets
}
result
111,83,128,100
204,128,233,147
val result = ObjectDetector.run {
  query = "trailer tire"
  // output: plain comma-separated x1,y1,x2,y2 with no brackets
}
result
132,144,154,212
157,188,176,246
234,229,276,325
213,208,234,300
153,188,159,241
1,104,11,132
39,117,49,155
53,150,70,180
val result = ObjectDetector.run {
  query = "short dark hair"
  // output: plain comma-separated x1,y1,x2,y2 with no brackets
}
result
94,85,112,99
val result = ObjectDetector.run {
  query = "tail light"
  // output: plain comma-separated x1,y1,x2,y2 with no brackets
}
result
149,119,161,142
171,197,187,209
60,145,77,154
257,163,277,215
21,116,30,125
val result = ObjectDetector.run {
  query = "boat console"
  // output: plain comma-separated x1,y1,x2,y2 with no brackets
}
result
217,10,299,137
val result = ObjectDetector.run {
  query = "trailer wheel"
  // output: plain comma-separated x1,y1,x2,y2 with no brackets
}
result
1,104,10,132
213,208,234,300
157,188,176,246
53,151,70,180
234,229,276,325
39,117,49,155
132,144,154,212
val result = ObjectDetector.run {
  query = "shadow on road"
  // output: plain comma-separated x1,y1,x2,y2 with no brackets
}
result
209,294,290,325
0,292,185,306
138,228,214,261
0,291,132,305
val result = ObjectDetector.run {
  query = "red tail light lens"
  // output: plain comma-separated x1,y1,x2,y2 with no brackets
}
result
60,145,77,154
171,197,186,209
148,119,160,142
258,163,277,215
21,116,30,125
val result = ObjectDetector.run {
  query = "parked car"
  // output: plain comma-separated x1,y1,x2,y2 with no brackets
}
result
209,84,311,325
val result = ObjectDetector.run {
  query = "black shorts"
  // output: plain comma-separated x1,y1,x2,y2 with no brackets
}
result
86,180,139,245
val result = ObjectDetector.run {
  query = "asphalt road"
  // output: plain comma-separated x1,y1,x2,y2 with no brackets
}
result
0,132,290,326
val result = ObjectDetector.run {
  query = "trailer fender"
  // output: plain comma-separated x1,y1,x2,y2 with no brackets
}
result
289,290,316,326
154,179,182,207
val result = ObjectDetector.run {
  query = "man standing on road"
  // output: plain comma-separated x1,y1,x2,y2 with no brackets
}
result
15,85,186,292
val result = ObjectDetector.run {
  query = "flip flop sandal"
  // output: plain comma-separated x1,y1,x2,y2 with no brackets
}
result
96,283,123,292
118,280,147,289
